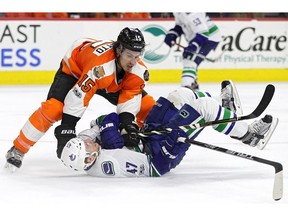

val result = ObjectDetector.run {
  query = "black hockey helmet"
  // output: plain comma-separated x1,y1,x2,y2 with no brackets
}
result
117,27,146,52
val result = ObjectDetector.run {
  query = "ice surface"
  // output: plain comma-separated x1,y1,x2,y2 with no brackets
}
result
0,82,287,215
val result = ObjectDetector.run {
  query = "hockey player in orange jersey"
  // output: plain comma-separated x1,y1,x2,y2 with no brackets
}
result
5,27,156,171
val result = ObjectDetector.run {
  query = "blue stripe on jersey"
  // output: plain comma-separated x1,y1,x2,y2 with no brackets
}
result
224,112,236,135
215,105,222,121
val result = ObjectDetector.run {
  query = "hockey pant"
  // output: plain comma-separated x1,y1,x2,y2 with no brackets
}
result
167,87,248,139
177,97,248,139
181,40,219,86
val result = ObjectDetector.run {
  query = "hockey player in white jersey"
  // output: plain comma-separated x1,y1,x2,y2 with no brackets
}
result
164,13,222,90
59,82,278,177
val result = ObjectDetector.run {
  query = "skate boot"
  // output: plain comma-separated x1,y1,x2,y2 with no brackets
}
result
221,80,243,115
241,115,279,150
5,146,24,172
184,79,199,91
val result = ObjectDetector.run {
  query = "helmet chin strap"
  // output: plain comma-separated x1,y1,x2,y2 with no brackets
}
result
115,58,125,85
115,59,123,73
115,47,125,73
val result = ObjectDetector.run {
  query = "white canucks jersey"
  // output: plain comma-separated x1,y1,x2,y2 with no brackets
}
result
173,12,222,43
86,147,152,177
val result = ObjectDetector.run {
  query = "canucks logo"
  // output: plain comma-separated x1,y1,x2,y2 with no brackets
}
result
179,109,190,118
101,161,115,176
141,25,171,64
69,154,76,161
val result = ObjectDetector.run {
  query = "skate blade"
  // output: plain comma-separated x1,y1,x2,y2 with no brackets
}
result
257,117,279,150
4,162,18,173
229,80,243,115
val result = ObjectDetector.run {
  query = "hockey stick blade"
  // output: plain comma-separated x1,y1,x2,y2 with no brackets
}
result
179,138,283,201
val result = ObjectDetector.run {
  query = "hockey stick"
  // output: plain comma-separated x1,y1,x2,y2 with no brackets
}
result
175,42,225,63
193,84,275,127
177,138,283,201
139,84,275,137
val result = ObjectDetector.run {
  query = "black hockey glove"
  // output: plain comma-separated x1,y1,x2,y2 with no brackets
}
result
119,112,140,147
120,122,140,147
119,123,140,147
54,124,76,158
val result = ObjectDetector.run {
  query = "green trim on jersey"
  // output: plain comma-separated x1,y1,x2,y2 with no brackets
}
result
95,114,107,126
203,25,219,37
150,167,161,177
214,108,231,132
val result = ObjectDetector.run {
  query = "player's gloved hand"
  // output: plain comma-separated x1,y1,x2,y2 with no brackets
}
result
164,33,177,47
150,129,189,176
120,122,140,147
54,124,76,158
164,25,183,47
99,113,124,149
160,129,189,159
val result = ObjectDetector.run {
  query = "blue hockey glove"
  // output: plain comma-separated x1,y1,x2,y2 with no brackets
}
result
164,25,183,47
164,33,177,47
160,129,189,159
150,129,189,176
99,113,124,149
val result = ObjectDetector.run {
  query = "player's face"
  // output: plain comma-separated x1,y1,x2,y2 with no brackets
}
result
83,139,99,164
118,49,142,71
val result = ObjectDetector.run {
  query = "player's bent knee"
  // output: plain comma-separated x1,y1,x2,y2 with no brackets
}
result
167,87,197,109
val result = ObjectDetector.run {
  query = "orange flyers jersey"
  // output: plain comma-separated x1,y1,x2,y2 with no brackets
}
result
61,38,148,118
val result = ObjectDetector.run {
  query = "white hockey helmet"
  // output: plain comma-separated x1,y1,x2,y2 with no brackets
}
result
61,137,97,171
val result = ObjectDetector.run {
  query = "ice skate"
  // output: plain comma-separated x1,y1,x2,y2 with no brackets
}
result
5,146,24,172
241,115,279,150
184,79,199,91
221,80,243,115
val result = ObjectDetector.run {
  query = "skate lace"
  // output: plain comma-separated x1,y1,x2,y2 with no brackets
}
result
251,120,266,136
11,148,24,160
221,85,232,100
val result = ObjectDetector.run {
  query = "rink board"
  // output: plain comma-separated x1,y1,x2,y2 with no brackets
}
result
0,69,287,84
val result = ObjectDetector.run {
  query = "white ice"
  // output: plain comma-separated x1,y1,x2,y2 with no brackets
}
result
0,82,287,215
